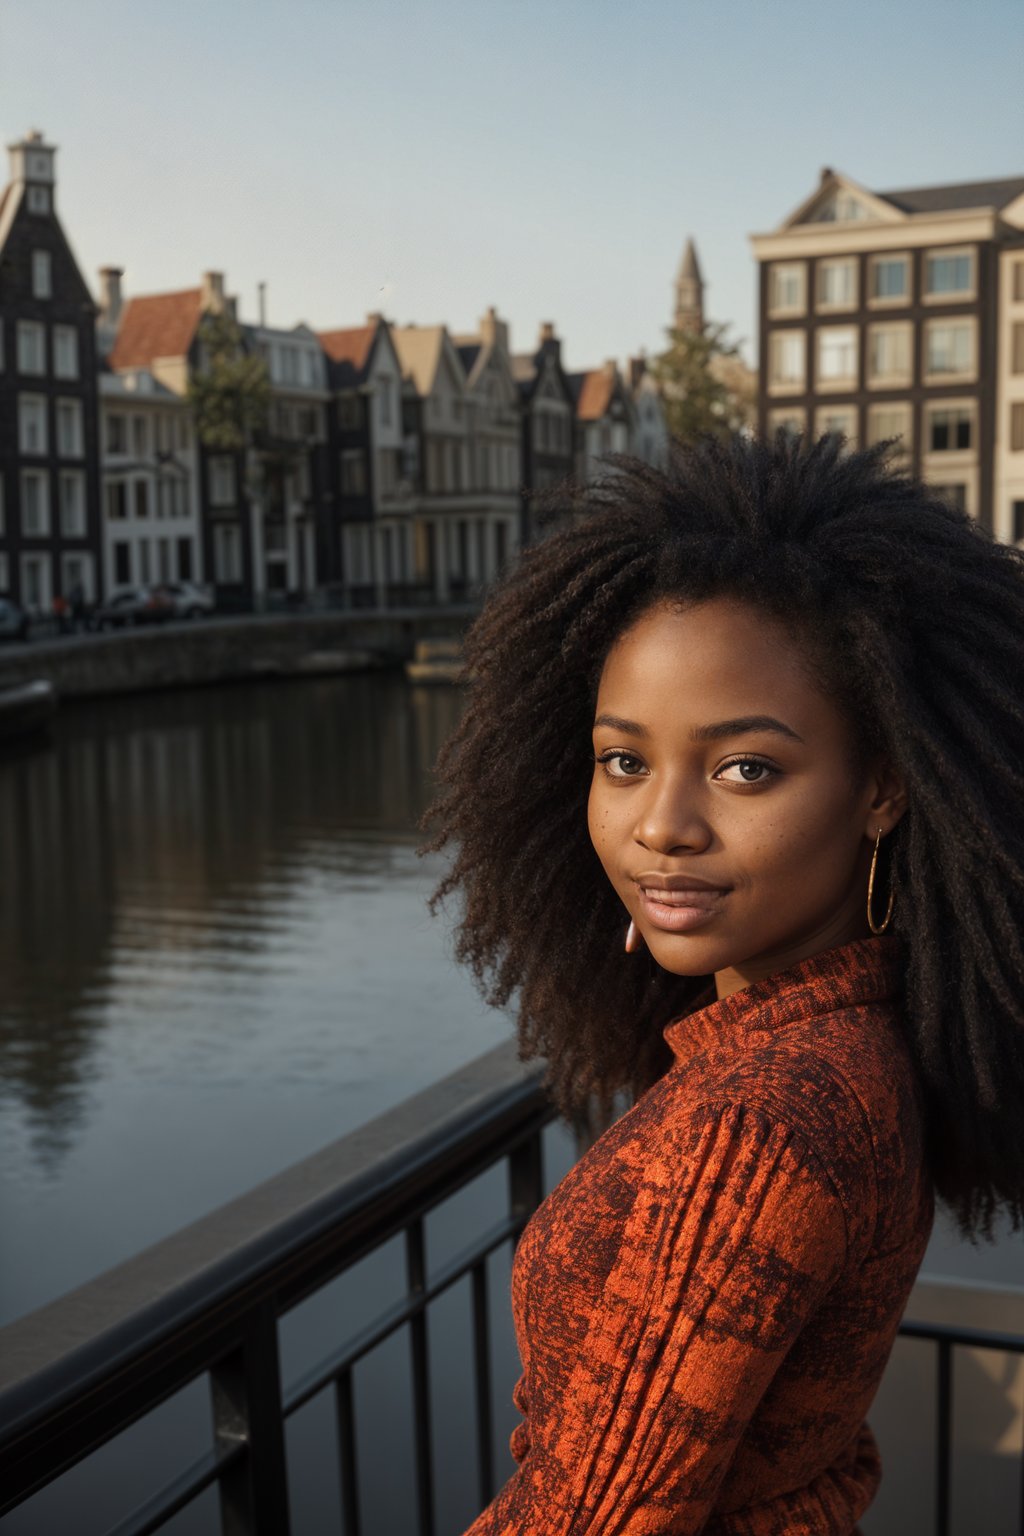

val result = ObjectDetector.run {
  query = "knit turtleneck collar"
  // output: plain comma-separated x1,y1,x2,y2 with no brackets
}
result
662,933,903,1063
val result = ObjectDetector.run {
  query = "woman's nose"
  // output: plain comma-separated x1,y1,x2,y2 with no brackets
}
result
632,779,712,855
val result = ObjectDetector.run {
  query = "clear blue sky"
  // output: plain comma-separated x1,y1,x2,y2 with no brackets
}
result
2,0,1021,369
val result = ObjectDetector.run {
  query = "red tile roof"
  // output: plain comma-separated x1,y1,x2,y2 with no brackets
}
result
574,368,616,421
108,289,203,370
317,325,375,367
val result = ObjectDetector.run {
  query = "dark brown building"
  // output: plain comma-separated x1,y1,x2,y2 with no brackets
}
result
751,168,1024,538
0,130,103,612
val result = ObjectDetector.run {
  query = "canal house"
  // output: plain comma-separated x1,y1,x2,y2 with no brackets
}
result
0,130,104,613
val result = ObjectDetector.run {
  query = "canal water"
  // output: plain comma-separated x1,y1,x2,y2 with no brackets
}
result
0,668,1021,1535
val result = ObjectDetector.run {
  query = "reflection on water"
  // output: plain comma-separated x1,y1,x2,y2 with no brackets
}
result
0,672,512,1323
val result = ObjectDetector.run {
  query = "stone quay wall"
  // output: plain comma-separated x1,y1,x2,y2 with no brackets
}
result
0,608,476,701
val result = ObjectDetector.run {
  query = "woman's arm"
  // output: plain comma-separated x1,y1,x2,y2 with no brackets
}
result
463,1100,851,1536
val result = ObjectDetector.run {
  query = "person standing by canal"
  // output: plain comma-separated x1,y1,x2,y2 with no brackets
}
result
421,431,1024,1534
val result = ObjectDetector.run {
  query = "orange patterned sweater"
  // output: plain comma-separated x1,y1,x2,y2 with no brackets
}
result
464,934,934,1535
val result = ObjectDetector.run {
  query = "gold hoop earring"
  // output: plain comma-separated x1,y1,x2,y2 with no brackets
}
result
866,826,895,934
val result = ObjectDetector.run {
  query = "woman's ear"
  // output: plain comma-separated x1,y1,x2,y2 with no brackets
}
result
864,759,909,839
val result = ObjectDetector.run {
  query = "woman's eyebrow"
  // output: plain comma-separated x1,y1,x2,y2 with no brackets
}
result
691,714,805,744
593,713,650,737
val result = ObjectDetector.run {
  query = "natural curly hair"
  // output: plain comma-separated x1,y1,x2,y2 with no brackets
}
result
418,431,1024,1243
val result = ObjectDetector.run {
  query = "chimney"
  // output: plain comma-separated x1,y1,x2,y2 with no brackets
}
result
201,270,226,314
603,358,618,376
98,267,124,330
820,166,833,184
365,311,384,325
537,321,561,366
257,281,267,327
479,305,509,355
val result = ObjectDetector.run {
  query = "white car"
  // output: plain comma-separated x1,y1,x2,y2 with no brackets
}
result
155,581,216,620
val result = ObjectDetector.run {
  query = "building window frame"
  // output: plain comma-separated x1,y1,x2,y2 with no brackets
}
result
767,263,807,318
815,257,858,314
208,455,237,506
924,400,976,456
53,325,79,379
767,329,806,394
213,522,243,583
767,408,806,441
815,326,858,392
923,245,977,304
18,393,48,455
1011,402,1024,453
866,321,913,389
16,320,46,376
866,402,913,456
31,249,52,300
867,252,912,308
20,469,51,537
56,397,84,459
923,316,977,383
814,405,858,448
59,470,87,537
20,552,52,612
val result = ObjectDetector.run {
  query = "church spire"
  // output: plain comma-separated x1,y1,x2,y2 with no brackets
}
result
674,236,705,335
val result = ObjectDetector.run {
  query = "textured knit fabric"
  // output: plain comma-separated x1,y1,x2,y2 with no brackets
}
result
463,934,934,1536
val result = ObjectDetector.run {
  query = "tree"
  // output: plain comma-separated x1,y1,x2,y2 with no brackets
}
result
650,319,754,444
187,310,271,453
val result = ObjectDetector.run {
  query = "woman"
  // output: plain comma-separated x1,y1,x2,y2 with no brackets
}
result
421,432,1024,1535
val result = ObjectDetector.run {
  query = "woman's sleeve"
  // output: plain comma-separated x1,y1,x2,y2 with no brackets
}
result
462,1099,851,1536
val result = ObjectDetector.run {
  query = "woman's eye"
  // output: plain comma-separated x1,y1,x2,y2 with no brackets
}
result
595,751,647,779
715,757,777,785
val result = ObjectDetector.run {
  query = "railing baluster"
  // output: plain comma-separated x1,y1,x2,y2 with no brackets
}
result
210,1303,291,1536
335,1367,360,1536
508,1127,543,1242
407,1218,435,1536
936,1337,953,1536
472,1258,494,1506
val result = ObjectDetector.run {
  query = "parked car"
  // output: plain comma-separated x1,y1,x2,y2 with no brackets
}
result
0,599,29,642
91,586,176,631
154,580,216,620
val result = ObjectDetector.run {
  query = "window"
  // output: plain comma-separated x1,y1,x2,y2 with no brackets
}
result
816,327,857,386
61,553,93,602
54,325,78,379
768,409,805,440
105,481,129,520
0,553,7,590
867,323,912,385
134,481,150,518
18,394,47,454
177,418,191,451
341,450,368,495
338,394,363,430
209,456,236,505
927,406,973,453
1014,500,1024,543
925,248,975,299
16,321,46,375
56,398,84,458
106,413,127,454
768,264,806,315
869,255,910,305
133,415,149,458
930,484,967,511
21,553,51,610
1012,322,1024,375
816,258,857,310
114,541,132,584
925,319,975,379
139,540,152,584
177,537,193,579
213,523,243,583
815,406,857,447
1012,403,1024,452
1014,261,1024,304
20,470,50,536
808,190,869,224
867,404,912,451
379,378,393,427
768,330,806,389
27,186,50,215
59,471,86,536
31,250,52,299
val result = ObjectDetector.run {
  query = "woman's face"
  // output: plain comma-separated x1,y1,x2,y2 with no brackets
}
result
587,595,907,999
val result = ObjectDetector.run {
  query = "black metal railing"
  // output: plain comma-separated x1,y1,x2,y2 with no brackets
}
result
0,1039,553,1536
0,1039,1022,1536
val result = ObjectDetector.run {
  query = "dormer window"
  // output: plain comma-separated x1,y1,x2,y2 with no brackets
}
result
809,190,870,224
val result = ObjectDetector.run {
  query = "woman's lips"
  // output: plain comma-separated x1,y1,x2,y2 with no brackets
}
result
636,887,729,932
